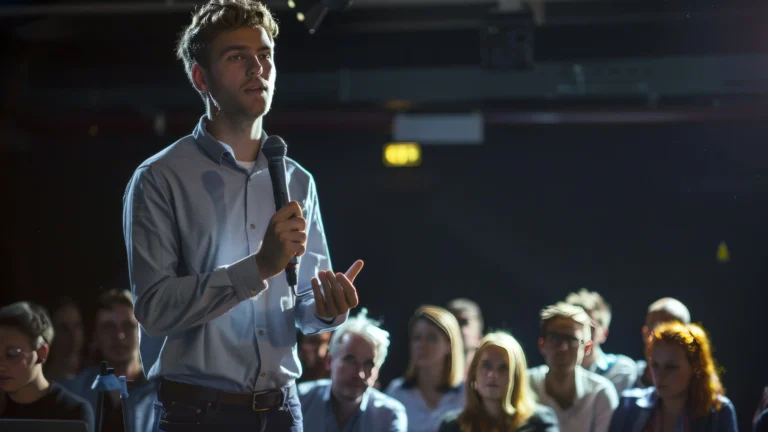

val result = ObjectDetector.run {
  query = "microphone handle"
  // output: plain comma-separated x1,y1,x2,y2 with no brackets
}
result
268,158,300,288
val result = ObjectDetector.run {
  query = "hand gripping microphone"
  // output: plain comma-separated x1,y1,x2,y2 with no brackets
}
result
262,136,309,297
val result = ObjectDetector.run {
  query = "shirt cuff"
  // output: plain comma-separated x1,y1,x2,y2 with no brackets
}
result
315,315,335,325
226,253,269,301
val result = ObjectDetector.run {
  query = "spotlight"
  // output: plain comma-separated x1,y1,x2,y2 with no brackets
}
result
287,0,352,34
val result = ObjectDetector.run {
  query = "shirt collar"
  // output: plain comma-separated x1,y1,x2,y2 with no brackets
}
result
193,115,268,169
574,366,586,399
589,351,609,374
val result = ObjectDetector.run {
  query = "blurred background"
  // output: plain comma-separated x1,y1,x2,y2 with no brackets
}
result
2,0,767,429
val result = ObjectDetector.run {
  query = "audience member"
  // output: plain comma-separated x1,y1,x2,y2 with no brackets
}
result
564,289,636,394
447,298,484,374
635,297,691,389
528,302,618,432
609,322,737,432
0,302,93,430
754,386,768,432
44,297,85,382
61,289,156,432
298,309,406,432
298,332,333,383
386,305,466,432
439,331,559,432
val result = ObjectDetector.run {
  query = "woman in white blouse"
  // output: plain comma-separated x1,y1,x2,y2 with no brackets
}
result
386,305,466,432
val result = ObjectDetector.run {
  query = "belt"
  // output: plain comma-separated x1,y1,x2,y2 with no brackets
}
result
159,379,295,412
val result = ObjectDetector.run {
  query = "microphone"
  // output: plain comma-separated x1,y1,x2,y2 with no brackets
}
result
262,135,307,296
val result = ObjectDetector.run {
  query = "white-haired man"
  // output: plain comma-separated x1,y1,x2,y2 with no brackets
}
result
298,309,406,432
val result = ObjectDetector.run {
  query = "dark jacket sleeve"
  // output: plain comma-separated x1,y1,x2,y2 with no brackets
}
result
76,398,95,432
529,404,560,432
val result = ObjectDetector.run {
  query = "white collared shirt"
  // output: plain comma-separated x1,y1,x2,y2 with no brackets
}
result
528,365,619,432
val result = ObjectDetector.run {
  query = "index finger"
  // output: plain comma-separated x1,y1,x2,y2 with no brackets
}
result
276,201,303,220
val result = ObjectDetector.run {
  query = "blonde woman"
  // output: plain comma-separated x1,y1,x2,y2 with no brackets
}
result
439,332,559,432
386,306,466,432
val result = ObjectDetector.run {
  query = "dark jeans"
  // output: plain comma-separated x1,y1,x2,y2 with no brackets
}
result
153,386,302,432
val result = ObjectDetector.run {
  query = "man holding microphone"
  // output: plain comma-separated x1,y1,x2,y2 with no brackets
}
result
122,1,362,430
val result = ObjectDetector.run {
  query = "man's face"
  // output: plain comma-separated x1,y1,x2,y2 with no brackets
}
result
299,332,332,369
94,304,138,366
329,333,378,402
454,311,482,352
53,304,84,354
538,318,591,374
0,327,46,393
194,26,276,121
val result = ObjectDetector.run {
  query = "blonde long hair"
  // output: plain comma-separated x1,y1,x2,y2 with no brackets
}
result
404,305,465,389
458,332,537,431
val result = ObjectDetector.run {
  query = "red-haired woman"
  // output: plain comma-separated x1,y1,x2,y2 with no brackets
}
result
609,322,737,432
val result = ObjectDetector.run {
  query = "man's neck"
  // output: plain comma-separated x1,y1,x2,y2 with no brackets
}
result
545,367,578,409
581,345,602,369
111,358,143,381
206,112,264,162
9,374,50,404
331,390,363,429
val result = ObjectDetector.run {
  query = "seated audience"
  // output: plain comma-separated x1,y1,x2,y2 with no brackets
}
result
386,305,466,432
528,303,618,432
60,289,156,432
298,308,406,432
0,301,94,430
44,297,85,382
635,297,691,389
447,298,485,374
298,331,333,383
564,288,636,394
609,322,737,432
439,331,559,432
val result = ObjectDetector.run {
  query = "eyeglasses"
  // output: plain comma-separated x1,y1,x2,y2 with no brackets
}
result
544,331,584,348
0,347,33,365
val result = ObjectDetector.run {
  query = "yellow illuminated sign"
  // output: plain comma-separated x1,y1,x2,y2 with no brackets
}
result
383,142,421,167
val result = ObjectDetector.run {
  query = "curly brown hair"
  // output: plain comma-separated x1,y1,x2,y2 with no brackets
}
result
176,0,279,89
648,322,724,419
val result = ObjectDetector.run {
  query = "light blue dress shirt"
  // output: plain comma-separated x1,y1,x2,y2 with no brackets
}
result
123,116,346,392
298,379,407,432
385,377,464,432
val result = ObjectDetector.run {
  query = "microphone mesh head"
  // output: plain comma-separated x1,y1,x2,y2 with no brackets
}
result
262,135,287,160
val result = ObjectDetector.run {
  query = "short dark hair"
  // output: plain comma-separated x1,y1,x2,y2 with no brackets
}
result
176,0,279,92
0,302,54,349
446,298,484,331
96,289,134,315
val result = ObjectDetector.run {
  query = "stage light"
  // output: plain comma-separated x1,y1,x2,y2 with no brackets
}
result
288,0,352,34
383,142,421,168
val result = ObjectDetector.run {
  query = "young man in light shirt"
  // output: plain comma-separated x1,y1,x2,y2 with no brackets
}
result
528,302,618,432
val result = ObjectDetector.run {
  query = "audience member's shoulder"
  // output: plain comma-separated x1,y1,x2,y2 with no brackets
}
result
51,383,94,417
582,366,616,390
527,365,548,382
297,378,331,397
618,386,655,401
611,354,638,372
369,387,407,413
437,410,461,432
385,376,406,395
715,394,736,414
528,403,558,427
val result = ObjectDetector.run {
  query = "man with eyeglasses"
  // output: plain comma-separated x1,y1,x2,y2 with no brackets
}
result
528,302,618,432
0,302,94,430
297,309,407,432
